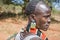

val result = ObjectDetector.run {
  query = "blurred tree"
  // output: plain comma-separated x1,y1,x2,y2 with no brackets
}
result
44,0,52,10
3,0,12,4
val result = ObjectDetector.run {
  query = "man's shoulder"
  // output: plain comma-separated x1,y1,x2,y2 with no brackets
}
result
15,29,24,40
15,32,20,40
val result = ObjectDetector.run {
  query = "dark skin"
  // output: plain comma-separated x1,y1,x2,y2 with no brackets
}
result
29,1,51,31
23,1,51,32
15,1,51,40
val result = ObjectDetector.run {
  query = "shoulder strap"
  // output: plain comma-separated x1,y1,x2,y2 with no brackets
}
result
37,29,42,36
26,22,31,32
37,30,47,40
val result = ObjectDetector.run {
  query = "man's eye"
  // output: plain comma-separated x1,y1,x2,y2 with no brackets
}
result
44,16,48,18
45,16,48,18
44,15,50,18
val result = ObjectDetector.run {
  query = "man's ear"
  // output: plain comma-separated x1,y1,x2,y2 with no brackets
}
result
30,14,36,20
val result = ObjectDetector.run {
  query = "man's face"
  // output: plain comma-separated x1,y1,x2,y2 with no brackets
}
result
35,11,51,31
35,10,51,31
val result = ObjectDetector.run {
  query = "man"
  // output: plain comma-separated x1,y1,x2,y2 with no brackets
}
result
15,0,51,40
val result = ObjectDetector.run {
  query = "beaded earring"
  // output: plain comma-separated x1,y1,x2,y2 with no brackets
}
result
30,19,36,28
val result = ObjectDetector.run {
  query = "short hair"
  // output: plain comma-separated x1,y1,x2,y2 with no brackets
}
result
25,0,45,16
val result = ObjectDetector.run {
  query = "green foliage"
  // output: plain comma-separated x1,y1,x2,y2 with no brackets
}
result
52,8,60,14
44,0,52,7
3,0,12,4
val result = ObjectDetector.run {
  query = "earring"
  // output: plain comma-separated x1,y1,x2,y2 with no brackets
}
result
30,19,36,28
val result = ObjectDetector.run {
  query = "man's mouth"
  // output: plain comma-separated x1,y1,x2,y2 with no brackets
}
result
45,23,50,27
44,24,49,29
43,25,49,31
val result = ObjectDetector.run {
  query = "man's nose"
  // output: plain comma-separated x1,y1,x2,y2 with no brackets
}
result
47,18,51,24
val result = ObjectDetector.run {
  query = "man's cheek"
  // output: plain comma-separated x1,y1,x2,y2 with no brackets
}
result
41,18,46,23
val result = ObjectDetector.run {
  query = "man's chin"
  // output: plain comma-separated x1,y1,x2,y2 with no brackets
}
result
43,29,48,31
43,26,49,31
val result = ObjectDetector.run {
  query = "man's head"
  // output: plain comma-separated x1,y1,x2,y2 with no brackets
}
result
23,34,41,40
25,0,51,31
22,32,41,40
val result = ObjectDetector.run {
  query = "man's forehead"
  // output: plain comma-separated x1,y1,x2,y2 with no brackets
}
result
42,13,51,16
35,1,51,15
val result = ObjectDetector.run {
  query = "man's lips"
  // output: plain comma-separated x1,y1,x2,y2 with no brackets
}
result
44,24,49,28
44,25,49,31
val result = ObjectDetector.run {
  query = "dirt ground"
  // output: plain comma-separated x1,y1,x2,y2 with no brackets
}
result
0,18,60,40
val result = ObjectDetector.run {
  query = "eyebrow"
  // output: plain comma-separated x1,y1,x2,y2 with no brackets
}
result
43,13,51,17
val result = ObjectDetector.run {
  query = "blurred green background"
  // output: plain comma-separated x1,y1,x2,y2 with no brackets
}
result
0,0,60,22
